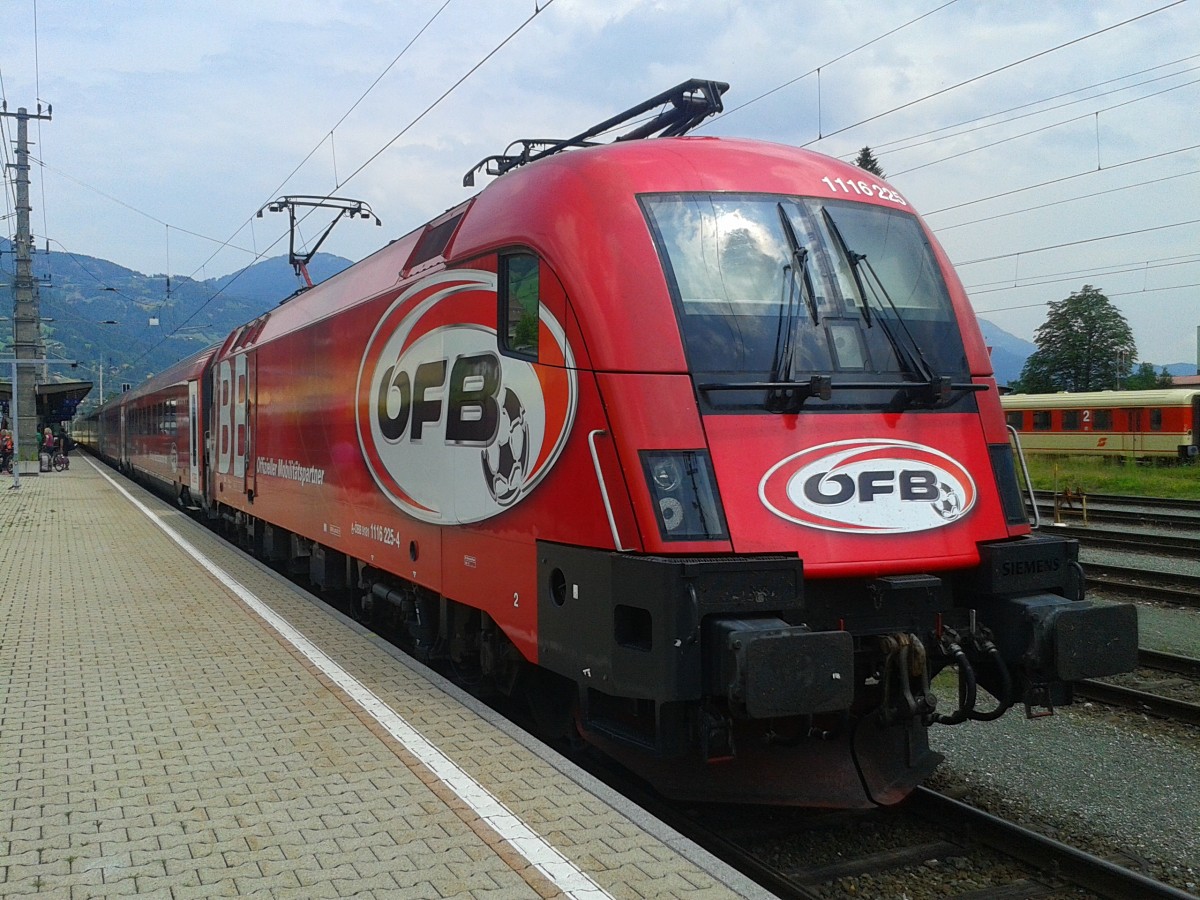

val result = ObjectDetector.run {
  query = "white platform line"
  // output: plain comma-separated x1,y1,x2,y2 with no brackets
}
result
92,460,611,899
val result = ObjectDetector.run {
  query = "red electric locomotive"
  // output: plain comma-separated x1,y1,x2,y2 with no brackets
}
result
81,81,1137,808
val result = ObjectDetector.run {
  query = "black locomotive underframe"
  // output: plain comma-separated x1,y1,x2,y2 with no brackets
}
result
535,534,1138,758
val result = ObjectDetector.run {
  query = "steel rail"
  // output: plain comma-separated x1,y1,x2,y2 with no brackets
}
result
1074,679,1200,727
1034,491,1200,514
1050,524,1200,558
906,788,1197,899
1081,563,1200,608
1140,648,1200,678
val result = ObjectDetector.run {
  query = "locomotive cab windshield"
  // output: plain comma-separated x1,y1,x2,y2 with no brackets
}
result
642,193,981,411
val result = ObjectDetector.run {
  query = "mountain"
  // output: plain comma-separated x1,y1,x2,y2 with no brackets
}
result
209,254,353,301
977,319,1037,387
0,239,352,399
1162,362,1199,377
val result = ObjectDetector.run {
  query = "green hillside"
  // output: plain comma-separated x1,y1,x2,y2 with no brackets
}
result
0,240,351,411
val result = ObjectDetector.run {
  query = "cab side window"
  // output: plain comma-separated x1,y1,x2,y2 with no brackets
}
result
500,253,539,360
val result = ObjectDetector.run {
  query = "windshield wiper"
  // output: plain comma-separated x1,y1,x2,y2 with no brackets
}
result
777,203,818,326
762,204,821,413
820,207,954,405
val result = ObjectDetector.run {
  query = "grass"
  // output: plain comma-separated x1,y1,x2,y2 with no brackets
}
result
1019,454,1200,500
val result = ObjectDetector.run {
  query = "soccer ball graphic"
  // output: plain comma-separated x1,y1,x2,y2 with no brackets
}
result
482,388,529,506
931,481,963,520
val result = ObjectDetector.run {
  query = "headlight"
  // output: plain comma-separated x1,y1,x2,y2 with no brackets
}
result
641,450,729,541
989,442,1028,526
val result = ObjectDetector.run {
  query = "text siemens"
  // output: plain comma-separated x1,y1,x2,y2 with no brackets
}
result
1000,558,1062,577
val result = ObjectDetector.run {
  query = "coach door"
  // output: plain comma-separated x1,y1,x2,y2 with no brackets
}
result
1192,395,1200,456
187,380,200,494
243,353,257,501
1126,408,1143,456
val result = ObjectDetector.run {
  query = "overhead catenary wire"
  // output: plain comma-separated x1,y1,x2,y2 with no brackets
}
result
704,0,964,131
805,1,1188,148
964,253,1200,294
932,169,1199,232
923,143,1200,217
974,282,1200,317
866,53,1200,156
955,219,1200,268
887,76,1200,178
131,0,560,366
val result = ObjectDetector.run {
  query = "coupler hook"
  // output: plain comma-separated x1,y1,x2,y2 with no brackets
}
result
880,634,936,725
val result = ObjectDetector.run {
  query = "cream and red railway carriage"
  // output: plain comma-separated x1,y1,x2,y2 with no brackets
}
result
1002,389,1200,460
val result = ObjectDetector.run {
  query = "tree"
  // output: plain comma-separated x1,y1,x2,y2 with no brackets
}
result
1123,362,1160,390
1120,363,1174,390
854,147,885,178
1016,285,1136,392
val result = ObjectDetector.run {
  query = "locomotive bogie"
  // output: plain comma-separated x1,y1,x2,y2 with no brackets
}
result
77,128,1138,808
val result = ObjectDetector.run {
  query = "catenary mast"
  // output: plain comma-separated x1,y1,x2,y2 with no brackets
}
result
2,103,52,459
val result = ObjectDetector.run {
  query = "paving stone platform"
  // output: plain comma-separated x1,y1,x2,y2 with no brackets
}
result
0,459,770,899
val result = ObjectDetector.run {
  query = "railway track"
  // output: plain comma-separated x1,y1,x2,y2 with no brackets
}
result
1033,491,1200,530
1076,649,1200,728
1080,563,1200,608
1034,491,1200,514
653,786,1197,899
1049,524,1200,559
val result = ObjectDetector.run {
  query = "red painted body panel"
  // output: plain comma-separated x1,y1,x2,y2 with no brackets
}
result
705,410,1004,576
207,263,626,662
1001,389,1200,458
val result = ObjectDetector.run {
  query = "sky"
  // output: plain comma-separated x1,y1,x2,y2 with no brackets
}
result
1,0,1197,366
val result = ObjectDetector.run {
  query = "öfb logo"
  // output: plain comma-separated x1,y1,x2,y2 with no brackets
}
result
355,270,577,524
759,438,976,534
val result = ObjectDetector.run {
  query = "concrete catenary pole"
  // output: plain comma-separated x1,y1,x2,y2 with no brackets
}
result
2,104,52,460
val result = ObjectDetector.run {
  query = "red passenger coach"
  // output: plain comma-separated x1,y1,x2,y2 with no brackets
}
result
80,345,215,503
1002,389,1200,460
79,81,1138,808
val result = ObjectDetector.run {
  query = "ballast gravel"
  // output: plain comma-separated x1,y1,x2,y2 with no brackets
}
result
927,597,1200,895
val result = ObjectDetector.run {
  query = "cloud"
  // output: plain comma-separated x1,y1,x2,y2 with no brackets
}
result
1,0,1197,362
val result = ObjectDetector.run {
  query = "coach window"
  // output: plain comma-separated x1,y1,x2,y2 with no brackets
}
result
500,252,539,360
1150,408,1163,431
1005,411,1024,429
1062,410,1080,430
1094,409,1112,430
1033,411,1051,431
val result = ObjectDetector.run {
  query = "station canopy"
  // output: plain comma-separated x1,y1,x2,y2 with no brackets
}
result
0,378,93,425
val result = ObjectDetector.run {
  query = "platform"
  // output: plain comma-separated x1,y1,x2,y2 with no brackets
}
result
0,459,769,898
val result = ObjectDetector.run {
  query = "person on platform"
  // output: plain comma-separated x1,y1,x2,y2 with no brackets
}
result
0,429,13,472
